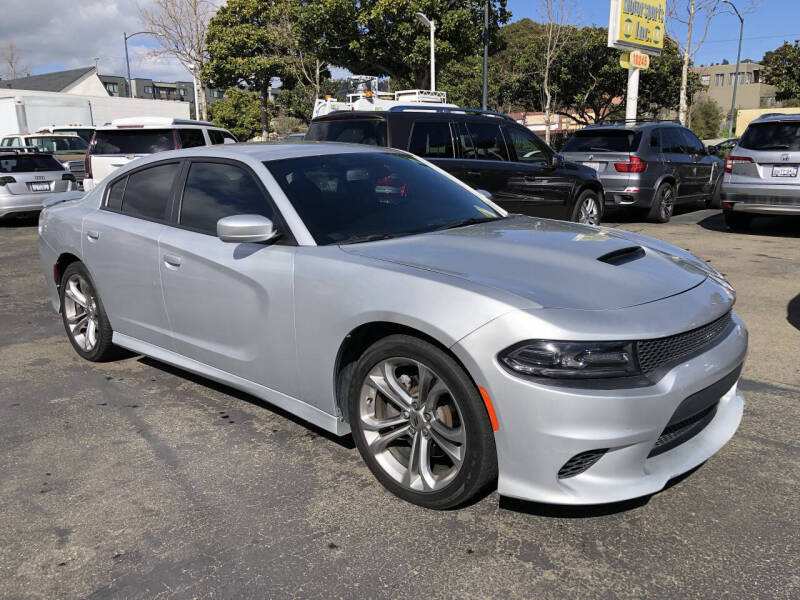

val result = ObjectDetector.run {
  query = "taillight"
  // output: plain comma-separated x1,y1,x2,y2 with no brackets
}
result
84,132,96,179
725,155,753,174
614,156,647,173
0,176,16,186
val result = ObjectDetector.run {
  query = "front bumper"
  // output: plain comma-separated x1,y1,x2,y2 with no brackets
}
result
452,284,747,505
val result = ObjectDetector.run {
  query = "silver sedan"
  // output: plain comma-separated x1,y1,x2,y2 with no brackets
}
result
38,143,747,509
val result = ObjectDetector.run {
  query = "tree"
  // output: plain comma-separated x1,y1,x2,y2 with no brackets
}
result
0,41,29,80
204,0,296,138
691,96,724,138
639,36,703,119
277,78,340,124
539,0,575,145
762,41,800,101
207,87,263,141
139,0,218,120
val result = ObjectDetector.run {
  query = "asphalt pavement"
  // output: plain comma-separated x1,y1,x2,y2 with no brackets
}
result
1,207,798,599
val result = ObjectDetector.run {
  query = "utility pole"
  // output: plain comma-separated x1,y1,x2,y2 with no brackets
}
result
124,31,156,98
723,0,744,138
415,13,436,91
482,1,489,109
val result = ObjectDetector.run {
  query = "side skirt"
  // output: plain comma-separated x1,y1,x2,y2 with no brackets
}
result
113,332,349,436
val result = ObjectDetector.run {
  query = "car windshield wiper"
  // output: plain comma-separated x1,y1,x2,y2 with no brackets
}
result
338,232,411,245
756,144,790,150
434,216,502,231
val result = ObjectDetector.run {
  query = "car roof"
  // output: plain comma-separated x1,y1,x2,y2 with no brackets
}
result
311,109,516,124
3,132,82,138
95,117,220,130
751,113,800,123
579,121,682,132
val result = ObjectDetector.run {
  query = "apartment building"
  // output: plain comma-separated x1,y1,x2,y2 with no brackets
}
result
99,75,223,118
693,61,779,110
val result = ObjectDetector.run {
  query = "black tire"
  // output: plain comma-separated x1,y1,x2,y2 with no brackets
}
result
348,334,498,509
723,209,751,231
59,262,117,361
647,182,676,223
570,189,603,225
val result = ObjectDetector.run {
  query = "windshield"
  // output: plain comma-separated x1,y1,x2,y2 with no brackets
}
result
52,128,95,143
739,122,800,151
25,136,88,154
305,119,387,146
0,155,65,172
266,152,501,245
562,130,642,153
93,129,174,154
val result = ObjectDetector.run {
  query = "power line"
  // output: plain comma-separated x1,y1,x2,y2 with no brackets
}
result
703,33,800,44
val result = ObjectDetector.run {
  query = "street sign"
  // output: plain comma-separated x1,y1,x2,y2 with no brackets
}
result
620,51,651,70
608,0,666,57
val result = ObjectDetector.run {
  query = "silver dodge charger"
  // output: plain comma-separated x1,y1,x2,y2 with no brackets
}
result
38,143,747,509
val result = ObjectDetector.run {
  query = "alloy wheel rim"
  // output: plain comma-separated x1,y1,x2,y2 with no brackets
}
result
661,188,674,220
578,196,600,225
63,274,99,352
359,358,466,492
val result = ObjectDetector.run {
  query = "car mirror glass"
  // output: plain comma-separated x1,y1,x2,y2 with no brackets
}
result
217,214,278,243
551,154,564,169
475,189,493,201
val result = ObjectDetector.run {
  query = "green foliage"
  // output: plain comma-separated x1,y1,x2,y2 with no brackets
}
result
277,79,340,123
781,97,800,108
762,41,800,101
640,37,703,119
207,88,263,141
690,97,724,139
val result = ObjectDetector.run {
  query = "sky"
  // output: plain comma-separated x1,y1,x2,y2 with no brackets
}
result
0,1,796,84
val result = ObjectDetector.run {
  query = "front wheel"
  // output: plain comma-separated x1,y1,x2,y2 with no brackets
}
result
647,183,675,223
348,335,497,509
571,189,603,225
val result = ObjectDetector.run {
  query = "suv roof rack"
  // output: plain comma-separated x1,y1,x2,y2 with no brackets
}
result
387,105,516,121
107,117,215,127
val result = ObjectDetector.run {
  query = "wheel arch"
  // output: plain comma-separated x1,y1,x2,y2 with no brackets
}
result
54,252,83,308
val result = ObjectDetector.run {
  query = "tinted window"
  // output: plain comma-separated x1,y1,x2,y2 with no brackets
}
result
408,122,453,158
26,136,88,153
661,128,688,154
53,128,95,143
465,122,509,161
222,131,237,142
266,152,501,245
93,129,174,154
120,162,179,220
649,130,661,151
505,127,549,164
0,155,65,172
208,129,225,145
739,122,800,151
106,177,126,210
180,162,273,235
178,128,206,148
562,130,643,152
454,122,476,158
305,119,387,146
680,129,705,153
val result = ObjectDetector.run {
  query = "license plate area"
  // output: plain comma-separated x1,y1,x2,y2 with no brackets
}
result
29,182,52,192
771,165,798,177
582,161,600,172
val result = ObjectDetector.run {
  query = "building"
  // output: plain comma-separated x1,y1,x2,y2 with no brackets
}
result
692,61,779,111
0,66,223,119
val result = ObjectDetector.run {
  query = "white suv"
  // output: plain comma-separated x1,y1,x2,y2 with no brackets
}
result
83,117,237,190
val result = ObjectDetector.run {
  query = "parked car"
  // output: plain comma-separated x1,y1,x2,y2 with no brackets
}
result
720,114,800,230
39,143,747,509
83,117,237,190
1,133,89,189
37,125,96,144
561,121,724,222
707,137,738,159
306,108,605,225
0,149,75,219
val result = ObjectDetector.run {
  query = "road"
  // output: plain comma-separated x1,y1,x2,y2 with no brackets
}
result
1,208,798,599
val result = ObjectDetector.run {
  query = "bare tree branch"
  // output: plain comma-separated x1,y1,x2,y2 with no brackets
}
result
0,41,30,80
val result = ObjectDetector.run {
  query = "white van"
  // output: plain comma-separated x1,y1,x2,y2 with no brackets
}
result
83,117,237,190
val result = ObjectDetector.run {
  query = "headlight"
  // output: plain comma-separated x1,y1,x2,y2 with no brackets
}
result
499,340,639,379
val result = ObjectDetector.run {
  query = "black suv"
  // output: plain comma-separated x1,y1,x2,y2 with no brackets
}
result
561,121,724,223
306,108,605,224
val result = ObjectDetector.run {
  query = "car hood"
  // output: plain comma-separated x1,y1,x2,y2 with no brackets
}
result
340,216,710,311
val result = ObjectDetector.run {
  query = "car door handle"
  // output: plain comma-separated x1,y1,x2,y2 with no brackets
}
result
87,229,99,241
163,254,182,268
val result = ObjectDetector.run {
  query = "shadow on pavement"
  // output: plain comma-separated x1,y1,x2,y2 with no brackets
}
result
604,201,707,224
0,214,39,228
498,463,705,518
137,355,357,450
698,212,800,238
788,294,800,332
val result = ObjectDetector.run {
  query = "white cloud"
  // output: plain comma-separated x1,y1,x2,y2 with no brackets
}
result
0,0,197,83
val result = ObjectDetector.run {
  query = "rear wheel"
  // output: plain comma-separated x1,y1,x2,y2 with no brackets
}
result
723,209,751,231
647,183,675,223
348,335,497,509
571,189,602,226
59,262,116,361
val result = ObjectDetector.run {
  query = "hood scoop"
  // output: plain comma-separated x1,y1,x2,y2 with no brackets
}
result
597,246,646,266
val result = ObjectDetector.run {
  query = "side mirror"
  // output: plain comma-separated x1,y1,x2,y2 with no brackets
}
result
475,189,493,201
223,137,237,145
551,153,565,169
706,145,717,155
217,214,278,243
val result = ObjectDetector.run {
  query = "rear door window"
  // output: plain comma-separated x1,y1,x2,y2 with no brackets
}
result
407,122,454,158
221,131,237,143
660,128,688,154
680,129,705,154
306,119,387,146
119,162,180,221
179,161,274,235
739,122,800,151
562,130,642,153
465,122,509,161
106,177,127,210
208,129,225,145
178,128,206,148
0,155,65,172
93,129,174,154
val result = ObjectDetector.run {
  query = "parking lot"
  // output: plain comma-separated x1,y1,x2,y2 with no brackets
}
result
0,208,798,599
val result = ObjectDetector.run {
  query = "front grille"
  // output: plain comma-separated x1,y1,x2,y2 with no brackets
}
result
637,312,732,373
558,448,608,479
648,403,718,458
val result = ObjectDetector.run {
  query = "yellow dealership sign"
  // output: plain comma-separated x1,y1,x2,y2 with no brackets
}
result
620,51,650,69
608,0,666,56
